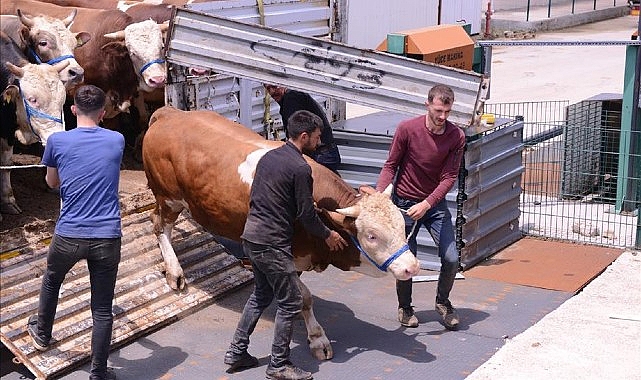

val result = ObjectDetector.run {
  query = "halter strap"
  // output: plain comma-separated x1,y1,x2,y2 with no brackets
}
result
28,47,75,65
349,235,408,272
21,91,64,142
139,58,165,76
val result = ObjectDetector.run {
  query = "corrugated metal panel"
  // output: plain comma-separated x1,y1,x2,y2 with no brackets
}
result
440,0,483,35
0,195,252,379
332,113,524,270
345,0,440,49
166,7,488,130
166,0,336,132
459,120,525,268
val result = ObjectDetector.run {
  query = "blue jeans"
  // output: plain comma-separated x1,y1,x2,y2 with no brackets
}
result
393,195,459,308
228,240,303,368
36,235,121,379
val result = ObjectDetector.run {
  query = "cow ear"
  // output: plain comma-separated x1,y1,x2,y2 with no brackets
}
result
19,26,30,46
101,41,128,56
75,32,91,47
2,85,20,103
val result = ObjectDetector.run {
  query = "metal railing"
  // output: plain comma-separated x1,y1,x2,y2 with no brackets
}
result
522,0,624,21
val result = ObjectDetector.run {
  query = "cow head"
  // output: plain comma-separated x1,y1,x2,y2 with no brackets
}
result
17,10,91,90
103,20,167,92
3,61,69,146
324,185,421,280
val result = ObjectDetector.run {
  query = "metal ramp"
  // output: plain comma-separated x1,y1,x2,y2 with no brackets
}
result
0,192,253,379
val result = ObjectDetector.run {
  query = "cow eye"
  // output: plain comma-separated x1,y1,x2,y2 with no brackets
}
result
38,40,48,47
27,96,37,104
367,233,376,241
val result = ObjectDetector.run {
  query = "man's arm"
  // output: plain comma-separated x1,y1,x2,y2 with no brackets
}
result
45,167,60,189
376,123,407,192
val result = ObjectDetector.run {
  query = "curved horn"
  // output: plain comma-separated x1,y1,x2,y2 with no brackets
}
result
62,9,78,27
17,9,34,27
103,30,126,40
5,62,25,78
383,183,393,197
118,100,131,113
335,204,361,218
52,60,70,73
159,21,170,33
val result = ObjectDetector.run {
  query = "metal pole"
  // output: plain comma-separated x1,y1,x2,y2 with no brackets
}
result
572,0,576,14
547,0,552,18
593,0,597,10
526,0,531,22
634,15,641,249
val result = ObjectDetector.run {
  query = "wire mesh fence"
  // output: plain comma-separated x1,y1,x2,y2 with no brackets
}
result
485,99,639,248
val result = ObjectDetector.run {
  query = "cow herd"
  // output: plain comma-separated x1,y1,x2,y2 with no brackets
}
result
0,0,184,220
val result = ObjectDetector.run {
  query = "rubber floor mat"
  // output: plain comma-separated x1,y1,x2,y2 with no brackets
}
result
464,237,623,293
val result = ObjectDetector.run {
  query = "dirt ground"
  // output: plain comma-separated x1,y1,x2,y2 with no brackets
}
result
0,144,150,249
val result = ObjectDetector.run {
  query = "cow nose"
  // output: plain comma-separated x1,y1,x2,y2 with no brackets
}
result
69,67,84,83
149,76,166,87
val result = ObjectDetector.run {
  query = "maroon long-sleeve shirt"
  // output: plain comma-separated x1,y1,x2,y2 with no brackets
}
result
376,115,465,207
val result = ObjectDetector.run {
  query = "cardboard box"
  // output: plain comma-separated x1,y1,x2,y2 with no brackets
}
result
377,25,474,71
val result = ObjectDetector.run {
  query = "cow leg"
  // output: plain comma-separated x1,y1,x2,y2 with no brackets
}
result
0,139,21,215
150,201,185,290
296,276,333,360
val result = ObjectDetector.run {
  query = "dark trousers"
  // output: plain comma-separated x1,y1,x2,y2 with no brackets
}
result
36,234,121,379
228,240,303,368
393,195,459,309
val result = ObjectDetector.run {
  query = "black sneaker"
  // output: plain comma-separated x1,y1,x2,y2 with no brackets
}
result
435,300,460,330
26,315,49,351
266,361,313,380
89,367,117,380
224,351,259,373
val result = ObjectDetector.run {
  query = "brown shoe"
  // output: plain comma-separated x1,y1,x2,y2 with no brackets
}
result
435,301,460,330
397,307,418,327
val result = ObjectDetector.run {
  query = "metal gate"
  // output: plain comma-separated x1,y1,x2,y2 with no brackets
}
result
485,98,640,249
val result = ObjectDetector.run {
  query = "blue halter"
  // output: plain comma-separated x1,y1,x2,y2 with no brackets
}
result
21,91,63,142
28,47,75,66
139,58,165,76
349,235,409,272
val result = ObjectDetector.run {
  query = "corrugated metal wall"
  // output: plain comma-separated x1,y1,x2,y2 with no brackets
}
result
332,112,524,269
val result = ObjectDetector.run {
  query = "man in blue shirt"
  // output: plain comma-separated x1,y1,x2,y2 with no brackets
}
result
27,85,125,380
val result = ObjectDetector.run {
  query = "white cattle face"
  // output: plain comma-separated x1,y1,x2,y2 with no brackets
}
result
104,20,167,92
4,61,69,146
18,10,91,90
334,187,421,280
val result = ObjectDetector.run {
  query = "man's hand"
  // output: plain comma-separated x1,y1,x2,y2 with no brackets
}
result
406,200,431,221
325,230,347,251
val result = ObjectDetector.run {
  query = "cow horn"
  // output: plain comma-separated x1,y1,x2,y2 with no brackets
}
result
17,9,34,27
52,60,70,73
5,62,24,78
335,204,360,218
383,184,393,197
159,21,170,33
104,30,126,40
118,100,131,113
62,9,78,27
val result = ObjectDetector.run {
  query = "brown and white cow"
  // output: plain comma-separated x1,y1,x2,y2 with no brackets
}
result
1,0,167,118
0,11,90,89
1,31,68,217
142,106,421,360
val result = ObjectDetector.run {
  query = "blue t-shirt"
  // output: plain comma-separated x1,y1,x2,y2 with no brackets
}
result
42,127,125,238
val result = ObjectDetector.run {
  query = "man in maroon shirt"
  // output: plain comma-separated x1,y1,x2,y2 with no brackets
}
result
376,84,464,330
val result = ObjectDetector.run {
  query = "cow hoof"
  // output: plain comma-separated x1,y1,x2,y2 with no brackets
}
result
1,202,22,215
165,273,186,291
309,338,333,360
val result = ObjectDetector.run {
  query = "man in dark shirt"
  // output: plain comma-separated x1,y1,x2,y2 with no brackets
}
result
225,110,347,380
264,85,341,173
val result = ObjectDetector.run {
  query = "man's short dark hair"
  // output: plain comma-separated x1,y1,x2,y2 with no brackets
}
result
287,110,322,138
428,84,455,105
74,85,106,114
